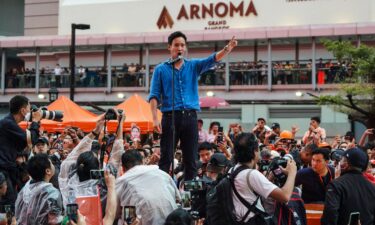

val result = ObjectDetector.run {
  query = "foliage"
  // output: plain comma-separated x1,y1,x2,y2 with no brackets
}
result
315,40,375,127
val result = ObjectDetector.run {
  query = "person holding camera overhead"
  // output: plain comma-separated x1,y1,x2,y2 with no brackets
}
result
0,95,42,211
149,31,237,180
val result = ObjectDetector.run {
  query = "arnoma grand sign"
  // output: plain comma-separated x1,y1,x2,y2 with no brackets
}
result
157,0,258,30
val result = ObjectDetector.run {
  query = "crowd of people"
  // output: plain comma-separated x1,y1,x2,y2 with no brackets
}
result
6,58,353,89
0,31,374,225
0,95,374,225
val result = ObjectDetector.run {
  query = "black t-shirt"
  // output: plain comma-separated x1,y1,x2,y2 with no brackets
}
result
295,166,335,203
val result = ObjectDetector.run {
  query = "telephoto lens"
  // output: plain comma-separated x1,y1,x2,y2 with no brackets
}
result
31,105,64,121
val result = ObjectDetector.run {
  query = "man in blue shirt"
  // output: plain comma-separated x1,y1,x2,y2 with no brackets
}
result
149,31,237,180
295,148,335,203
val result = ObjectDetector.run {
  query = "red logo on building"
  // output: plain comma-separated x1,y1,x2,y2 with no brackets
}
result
157,6,174,29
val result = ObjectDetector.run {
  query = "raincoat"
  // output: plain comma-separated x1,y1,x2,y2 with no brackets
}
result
15,180,63,225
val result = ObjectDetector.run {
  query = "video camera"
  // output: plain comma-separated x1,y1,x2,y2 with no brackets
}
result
31,105,63,121
268,154,293,187
182,179,209,220
104,108,123,120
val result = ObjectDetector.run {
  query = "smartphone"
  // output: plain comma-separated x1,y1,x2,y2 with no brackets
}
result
66,203,79,223
123,206,136,224
184,180,204,191
181,191,191,210
349,212,360,225
217,126,224,142
90,169,104,180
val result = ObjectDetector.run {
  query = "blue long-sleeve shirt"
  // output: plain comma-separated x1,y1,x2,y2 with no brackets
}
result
148,53,217,112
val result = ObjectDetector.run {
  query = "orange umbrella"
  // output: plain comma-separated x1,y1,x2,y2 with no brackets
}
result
106,94,162,133
19,96,98,132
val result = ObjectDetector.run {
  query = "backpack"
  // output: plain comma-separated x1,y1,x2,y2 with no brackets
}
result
206,165,273,225
273,188,307,225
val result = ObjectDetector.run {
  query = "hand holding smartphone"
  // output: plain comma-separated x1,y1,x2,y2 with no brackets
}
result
349,212,360,225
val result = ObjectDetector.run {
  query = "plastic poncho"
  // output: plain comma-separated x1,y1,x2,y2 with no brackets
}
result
115,165,181,225
15,180,63,225
58,136,124,207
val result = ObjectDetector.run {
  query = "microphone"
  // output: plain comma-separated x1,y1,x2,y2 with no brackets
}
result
169,53,183,64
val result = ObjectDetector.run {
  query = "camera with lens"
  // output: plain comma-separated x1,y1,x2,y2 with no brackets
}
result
31,105,64,121
104,108,123,120
268,154,293,187
330,149,345,164
183,179,208,220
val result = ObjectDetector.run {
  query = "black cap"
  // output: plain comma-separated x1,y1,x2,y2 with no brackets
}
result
36,137,48,145
271,123,280,129
208,153,228,167
343,148,368,171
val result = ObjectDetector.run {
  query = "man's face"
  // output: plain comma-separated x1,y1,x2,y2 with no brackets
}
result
273,127,280,134
198,122,203,130
211,125,219,134
199,149,213,164
300,150,312,164
168,37,186,59
310,120,318,129
257,120,265,129
63,137,73,150
340,157,350,172
20,103,31,120
233,125,240,133
34,143,48,154
311,154,327,173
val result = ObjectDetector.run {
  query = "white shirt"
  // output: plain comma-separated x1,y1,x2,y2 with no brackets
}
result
232,165,278,221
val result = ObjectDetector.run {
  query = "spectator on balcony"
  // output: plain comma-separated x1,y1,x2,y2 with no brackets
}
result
54,64,62,87
284,61,293,84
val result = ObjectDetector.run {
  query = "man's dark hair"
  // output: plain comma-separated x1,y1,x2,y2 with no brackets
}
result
168,31,187,45
233,133,258,163
257,117,266,123
121,150,143,170
9,95,29,115
310,116,321,124
164,208,192,225
27,153,52,182
304,143,318,153
209,121,220,130
312,148,330,161
76,151,99,182
198,142,213,152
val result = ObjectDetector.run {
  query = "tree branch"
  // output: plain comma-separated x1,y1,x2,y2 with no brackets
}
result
346,94,371,117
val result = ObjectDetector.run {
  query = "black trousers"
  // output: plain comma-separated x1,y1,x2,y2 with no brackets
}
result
159,110,198,181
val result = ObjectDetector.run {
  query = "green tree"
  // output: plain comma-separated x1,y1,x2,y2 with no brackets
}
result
312,40,375,128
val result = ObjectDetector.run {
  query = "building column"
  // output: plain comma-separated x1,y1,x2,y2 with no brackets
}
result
35,47,40,93
357,35,361,48
145,44,150,91
1,49,6,94
225,54,229,92
295,39,299,63
312,37,317,90
254,40,258,62
106,45,112,93
267,39,272,91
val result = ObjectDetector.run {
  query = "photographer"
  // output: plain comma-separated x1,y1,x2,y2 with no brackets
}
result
231,133,297,223
0,95,42,210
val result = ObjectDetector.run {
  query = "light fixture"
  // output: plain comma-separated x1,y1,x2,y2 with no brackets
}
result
117,93,125,99
206,91,214,97
295,91,303,97
38,94,46,99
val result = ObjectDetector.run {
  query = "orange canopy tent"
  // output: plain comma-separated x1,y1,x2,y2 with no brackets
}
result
19,95,98,132
106,94,162,133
